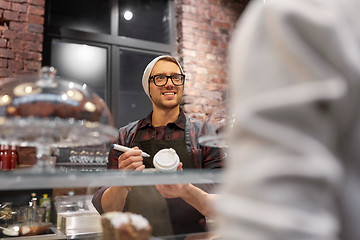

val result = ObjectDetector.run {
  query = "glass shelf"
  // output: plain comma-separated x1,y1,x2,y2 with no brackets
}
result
0,169,223,190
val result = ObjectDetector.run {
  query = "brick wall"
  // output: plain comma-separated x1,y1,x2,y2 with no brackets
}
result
0,0,45,79
175,0,249,120
0,0,45,166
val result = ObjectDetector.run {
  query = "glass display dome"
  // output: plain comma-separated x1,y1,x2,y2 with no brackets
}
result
0,67,118,169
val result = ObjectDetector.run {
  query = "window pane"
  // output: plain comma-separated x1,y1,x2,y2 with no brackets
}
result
50,39,107,100
49,0,111,34
117,50,157,127
118,0,170,43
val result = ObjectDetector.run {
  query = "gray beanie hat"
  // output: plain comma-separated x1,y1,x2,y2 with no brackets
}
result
142,55,184,99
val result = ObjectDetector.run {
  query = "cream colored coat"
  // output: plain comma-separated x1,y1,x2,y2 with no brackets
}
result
217,0,360,239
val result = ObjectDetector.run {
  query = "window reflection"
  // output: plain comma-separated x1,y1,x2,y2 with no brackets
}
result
117,50,154,126
118,0,170,43
49,0,111,34
50,40,107,100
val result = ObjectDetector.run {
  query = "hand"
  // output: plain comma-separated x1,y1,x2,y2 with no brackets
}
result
156,162,187,199
117,146,145,171
177,162,183,171
156,183,190,198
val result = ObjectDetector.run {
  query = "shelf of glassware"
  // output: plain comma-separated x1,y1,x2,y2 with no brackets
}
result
0,169,223,190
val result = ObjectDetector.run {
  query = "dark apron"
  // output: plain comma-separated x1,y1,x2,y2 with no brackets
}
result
124,135,207,237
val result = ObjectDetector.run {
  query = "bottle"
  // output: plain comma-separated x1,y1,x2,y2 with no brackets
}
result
28,192,38,222
30,192,37,208
10,145,18,169
39,194,51,222
1,145,11,170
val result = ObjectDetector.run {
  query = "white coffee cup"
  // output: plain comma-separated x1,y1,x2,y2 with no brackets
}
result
153,148,180,172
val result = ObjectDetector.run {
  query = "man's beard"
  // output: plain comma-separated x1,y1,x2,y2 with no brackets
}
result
151,94,182,110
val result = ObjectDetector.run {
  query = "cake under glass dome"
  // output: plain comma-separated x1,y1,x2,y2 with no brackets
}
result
0,66,118,169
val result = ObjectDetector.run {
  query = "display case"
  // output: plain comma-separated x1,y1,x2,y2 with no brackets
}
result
0,67,226,239
0,168,223,240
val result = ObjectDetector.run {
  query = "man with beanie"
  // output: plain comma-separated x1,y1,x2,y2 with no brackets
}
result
92,55,224,237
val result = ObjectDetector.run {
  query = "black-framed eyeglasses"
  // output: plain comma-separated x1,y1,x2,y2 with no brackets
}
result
149,74,185,87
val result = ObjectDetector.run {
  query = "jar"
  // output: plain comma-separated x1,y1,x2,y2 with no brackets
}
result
1,145,11,170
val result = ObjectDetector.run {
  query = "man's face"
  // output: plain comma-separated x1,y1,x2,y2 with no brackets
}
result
149,60,184,110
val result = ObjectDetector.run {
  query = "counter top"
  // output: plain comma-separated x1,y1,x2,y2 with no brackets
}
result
0,169,223,190
0,226,66,240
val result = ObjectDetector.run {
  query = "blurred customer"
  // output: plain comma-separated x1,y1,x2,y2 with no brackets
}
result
217,0,360,239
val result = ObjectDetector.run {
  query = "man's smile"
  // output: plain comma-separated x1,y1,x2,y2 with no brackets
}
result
162,91,177,96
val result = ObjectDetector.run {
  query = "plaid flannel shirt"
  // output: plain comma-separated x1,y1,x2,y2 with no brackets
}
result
92,109,224,214
108,109,223,170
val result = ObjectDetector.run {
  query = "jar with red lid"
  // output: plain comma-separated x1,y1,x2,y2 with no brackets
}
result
1,145,11,170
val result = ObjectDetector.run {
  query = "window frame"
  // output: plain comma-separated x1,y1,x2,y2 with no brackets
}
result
42,0,176,128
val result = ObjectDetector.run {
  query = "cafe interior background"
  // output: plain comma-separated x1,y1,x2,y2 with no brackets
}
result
0,0,250,238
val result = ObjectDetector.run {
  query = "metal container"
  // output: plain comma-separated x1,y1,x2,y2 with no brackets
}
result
57,212,101,235
54,195,102,237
